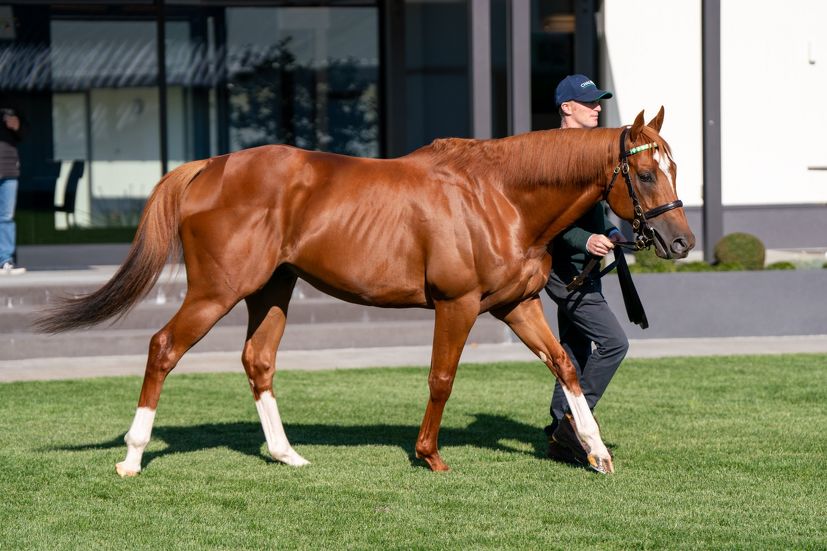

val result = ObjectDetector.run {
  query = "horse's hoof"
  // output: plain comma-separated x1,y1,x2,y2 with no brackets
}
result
115,461,141,478
272,448,310,467
588,454,614,474
416,453,450,472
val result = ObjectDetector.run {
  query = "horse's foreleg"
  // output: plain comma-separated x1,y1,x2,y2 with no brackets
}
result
242,273,308,467
116,294,235,477
492,297,614,474
415,296,479,472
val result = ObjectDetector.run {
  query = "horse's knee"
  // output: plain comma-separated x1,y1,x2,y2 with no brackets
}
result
552,354,580,389
242,347,275,395
428,373,455,402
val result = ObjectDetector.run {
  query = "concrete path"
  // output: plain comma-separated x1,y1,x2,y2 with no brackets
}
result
2,335,826,383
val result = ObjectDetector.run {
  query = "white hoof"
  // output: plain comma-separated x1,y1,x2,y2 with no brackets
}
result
115,461,141,478
272,447,310,467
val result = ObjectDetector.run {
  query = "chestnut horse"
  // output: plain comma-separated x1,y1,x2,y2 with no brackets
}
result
37,108,694,476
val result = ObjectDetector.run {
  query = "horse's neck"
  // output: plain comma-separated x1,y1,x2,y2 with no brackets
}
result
492,129,618,247
495,128,616,187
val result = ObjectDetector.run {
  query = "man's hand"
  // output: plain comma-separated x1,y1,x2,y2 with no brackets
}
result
3,114,19,132
586,233,615,257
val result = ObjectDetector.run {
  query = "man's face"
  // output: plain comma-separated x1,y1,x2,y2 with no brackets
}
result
562,100,602,129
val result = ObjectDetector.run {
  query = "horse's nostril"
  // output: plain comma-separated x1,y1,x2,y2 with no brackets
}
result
671,237,688,256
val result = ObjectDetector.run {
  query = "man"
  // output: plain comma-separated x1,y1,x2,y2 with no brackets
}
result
0,100,25,275
544,74,628,465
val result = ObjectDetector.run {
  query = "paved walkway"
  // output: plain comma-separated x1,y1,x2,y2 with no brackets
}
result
2,335,826,382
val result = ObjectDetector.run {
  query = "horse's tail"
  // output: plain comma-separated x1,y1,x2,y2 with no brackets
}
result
35,159,210,334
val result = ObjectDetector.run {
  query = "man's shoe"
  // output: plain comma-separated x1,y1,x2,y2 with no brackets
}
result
543,418,559,440
546,439,581,464
550,413,589,465
0,261,26,275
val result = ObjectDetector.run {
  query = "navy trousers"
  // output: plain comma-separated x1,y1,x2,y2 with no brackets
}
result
544,272,629,423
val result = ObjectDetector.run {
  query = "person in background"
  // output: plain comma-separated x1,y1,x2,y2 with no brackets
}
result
0,100,26,275
544,74,628,466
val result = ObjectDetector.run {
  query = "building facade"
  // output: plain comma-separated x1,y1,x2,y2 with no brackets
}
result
1,0,823,254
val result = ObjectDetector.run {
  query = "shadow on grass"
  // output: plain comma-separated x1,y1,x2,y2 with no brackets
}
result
52,413,552,470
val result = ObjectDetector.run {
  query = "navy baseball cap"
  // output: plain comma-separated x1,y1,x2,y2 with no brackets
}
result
555,74,613,106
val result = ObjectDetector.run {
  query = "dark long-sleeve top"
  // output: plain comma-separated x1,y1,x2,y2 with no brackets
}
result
550,202,618,284
0,108,22,178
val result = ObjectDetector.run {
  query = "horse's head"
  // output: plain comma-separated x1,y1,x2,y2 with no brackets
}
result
604,108,696,259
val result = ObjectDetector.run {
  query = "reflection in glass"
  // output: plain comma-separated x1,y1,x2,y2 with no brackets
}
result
225,7,379,157
50,20,161,229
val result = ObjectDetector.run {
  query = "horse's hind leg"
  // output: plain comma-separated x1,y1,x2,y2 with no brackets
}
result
242,270,308,466
492,297,614,474
115,291,237,477
415,296,479,471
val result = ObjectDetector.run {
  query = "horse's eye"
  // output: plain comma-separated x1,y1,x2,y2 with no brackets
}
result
638,172,655,183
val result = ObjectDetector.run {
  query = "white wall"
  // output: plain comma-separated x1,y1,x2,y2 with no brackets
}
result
602,0,827,208
600,0,703,207
720,0,827,205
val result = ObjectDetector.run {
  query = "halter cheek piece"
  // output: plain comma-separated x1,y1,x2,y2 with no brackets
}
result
603,126,684,251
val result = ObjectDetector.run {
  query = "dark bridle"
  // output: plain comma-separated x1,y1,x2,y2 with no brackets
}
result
604,126,684,251
565,126,685,294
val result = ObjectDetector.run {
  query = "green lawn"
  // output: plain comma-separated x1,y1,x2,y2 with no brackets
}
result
1,355,826,550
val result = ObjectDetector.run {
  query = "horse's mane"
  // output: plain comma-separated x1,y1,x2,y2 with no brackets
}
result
421,128,621,191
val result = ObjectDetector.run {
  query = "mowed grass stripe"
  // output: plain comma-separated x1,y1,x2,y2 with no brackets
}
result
1,355,825,550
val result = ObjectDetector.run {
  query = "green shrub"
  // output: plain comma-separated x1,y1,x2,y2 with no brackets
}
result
631,247,676,272
765,261,796,271
713,232,765,270
715,262,745,271
676,261,715,272
823,262,827,269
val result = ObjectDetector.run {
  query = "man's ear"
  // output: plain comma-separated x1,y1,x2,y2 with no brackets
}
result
559,102,573,116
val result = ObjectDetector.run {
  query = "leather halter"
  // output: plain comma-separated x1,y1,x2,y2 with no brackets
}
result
564,127,685,293
604,126,684,251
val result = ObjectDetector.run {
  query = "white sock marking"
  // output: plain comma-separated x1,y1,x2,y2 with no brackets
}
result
561,387,610,460
255,391,309,466
116,407,156,476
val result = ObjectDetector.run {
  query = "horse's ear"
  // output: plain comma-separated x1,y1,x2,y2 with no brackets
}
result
629,110,646,141
647,106,665,133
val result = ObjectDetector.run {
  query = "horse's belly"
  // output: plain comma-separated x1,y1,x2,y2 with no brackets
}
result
289,258,430,308
294,266,429,308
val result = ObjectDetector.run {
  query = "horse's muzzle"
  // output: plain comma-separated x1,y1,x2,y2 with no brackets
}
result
670,236,691,258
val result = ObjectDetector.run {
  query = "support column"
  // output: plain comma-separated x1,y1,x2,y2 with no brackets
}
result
468,0,493,140
156,0,168,175
469,0,492,139
574,0,597,77
702,0,723,261
507,0,531,135
381,0,406,158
